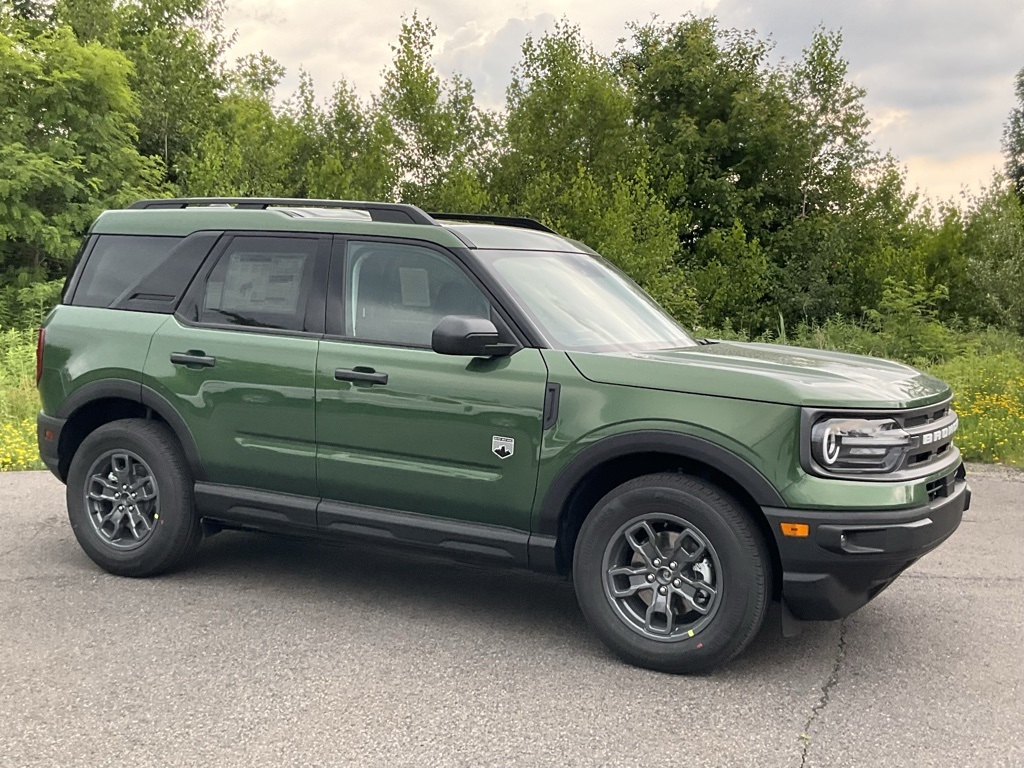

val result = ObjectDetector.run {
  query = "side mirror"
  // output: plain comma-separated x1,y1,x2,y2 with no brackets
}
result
431,316,515,357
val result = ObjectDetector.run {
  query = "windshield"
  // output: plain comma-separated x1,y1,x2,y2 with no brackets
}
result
477,250,697,352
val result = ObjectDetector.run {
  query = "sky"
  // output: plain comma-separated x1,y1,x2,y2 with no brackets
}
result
222,1,1024,203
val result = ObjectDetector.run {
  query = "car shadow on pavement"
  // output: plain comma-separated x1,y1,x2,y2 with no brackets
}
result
180,529,841,673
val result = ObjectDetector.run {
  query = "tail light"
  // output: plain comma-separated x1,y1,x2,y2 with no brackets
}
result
35,327,45,386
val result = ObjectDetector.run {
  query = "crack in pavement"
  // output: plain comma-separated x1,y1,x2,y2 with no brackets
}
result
799,618,847,768
903,572,1024,584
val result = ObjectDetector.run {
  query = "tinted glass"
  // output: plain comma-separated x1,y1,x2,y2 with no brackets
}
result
72,235,182,308
201,236,318,330
118,232,221,309
346,241,491,346
479,250,696,352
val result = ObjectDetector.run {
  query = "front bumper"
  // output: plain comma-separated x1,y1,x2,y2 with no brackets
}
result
763,463,970,620
37,411,66,481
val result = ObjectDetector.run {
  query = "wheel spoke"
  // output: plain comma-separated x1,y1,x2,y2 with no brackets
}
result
87,476,118,502
608,564,653,598
671,575,717,615
624,521,663,567
132,510,152,533
110,453,131,479
644,591,675,636
669,528,706,564
126,509,153,540
129,476,157,502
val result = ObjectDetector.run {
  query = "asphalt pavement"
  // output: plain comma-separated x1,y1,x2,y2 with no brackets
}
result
0,467,1020,767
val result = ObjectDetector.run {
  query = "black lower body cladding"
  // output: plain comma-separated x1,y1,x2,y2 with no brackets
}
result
763,463,970,621
37,411,66,480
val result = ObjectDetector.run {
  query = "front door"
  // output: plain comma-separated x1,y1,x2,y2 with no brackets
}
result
315,239,548,532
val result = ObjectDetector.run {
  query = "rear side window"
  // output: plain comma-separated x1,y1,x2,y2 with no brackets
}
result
200,235,319,331
71,235,182,308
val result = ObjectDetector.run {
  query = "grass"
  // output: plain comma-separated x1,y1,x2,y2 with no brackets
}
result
2,323,1023,470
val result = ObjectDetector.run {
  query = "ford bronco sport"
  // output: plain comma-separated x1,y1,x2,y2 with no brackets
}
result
36,198,970,673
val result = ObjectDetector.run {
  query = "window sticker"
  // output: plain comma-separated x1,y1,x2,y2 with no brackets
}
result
220,252,306,314
399,267,431,307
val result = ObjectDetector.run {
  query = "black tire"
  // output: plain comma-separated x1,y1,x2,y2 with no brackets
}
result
66,419,201,577
573,473,772,673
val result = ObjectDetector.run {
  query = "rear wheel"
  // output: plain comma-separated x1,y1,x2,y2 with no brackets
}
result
573,473,772,673
66,419,201,577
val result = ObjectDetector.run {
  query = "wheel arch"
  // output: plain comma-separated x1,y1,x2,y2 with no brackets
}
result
531,431,784,589
55,379,206,483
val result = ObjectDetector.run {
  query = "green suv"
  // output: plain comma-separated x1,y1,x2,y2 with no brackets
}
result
36,198,970,673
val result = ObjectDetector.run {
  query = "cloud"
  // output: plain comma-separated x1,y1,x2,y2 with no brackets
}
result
219,0,1023,197
712,0,1024,192
434,15,557,108
904,151,1005,204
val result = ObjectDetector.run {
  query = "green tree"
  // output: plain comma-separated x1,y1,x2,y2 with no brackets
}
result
1005,66,1024,199
620,17,805,241
496,20,640,203
177,53,299,196
375,14,494,211
0,10,164,325
55,0,117,45
962,186,1024,332
496,23,697,322
302,80,400,202
687,220,768,330
789,29,872,218
113,0,227,175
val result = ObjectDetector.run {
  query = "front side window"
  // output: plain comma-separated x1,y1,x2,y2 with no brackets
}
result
201,236,318,330
345,241,491,347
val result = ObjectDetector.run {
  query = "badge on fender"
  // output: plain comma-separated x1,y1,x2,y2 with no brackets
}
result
492,436,514,459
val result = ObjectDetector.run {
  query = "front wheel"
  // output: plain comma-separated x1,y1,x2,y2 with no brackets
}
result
66,419,201,577
573,473,772,673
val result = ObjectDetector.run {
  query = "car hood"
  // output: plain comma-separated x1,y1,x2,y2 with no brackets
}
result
566,341,952,409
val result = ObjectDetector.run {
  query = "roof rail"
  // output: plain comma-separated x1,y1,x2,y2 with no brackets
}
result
429,212,557,234
129,198,436,225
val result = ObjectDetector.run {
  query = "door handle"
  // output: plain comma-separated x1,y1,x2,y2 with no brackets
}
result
170,351,217,368
335,367,388,385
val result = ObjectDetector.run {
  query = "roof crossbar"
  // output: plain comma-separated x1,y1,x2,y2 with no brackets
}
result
129,198,436,225
428,212,556,234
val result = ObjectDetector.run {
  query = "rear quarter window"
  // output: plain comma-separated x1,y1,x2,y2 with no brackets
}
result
70,235,183,308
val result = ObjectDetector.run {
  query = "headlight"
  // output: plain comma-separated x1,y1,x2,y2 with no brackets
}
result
809,417,912,474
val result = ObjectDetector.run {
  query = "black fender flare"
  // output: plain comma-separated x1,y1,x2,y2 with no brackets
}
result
57,378,207,481
534,430,786,540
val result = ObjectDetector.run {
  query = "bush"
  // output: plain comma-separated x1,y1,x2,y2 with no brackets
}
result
0,329,41,471
931,353,1024,465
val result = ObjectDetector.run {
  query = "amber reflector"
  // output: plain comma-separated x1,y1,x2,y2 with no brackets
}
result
780,523,810,538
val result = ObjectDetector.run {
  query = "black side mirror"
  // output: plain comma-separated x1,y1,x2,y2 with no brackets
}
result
431,316,515,357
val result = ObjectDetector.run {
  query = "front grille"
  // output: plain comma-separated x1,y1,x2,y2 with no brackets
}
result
890,398,959,475
801,396,962,481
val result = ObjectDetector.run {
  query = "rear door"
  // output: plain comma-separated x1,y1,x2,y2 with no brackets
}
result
144,232,329,521
315,238,549,534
